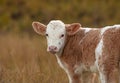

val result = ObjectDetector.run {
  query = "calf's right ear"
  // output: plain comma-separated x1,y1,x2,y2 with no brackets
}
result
66,23,81,35
32,22,46,35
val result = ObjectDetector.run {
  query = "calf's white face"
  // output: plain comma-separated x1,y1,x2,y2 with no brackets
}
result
32,20,81,55
46,21,66,54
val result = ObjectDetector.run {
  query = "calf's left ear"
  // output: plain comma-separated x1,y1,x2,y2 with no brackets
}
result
65,23,81,35
32,21,46,35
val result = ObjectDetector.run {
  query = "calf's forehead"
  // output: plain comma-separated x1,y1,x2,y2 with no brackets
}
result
46,20,66,34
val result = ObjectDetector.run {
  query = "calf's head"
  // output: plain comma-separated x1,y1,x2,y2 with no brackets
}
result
32,20,81,55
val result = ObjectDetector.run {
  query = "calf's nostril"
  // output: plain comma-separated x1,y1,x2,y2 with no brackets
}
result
54,47,57,50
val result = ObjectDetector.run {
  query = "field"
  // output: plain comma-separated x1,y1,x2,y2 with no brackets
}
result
0,0,120,83
0,33,68,83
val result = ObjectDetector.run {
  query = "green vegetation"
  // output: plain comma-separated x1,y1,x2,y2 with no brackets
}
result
0,0,120,33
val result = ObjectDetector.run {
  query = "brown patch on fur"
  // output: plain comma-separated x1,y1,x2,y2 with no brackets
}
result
59,28,100,82
80,30,100,67
99,28,120,83
61,29,85,68
61,29,100,67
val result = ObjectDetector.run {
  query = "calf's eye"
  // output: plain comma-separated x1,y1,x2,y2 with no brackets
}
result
46,34,48,36
60,34,64,38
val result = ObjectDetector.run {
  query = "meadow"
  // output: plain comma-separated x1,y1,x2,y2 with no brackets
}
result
0,0,120,83
0,33,68,83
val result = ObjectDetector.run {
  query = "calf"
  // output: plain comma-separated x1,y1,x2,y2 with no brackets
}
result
32,20,120,83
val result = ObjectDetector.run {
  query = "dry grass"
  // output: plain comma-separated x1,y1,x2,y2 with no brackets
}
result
0,33,68,83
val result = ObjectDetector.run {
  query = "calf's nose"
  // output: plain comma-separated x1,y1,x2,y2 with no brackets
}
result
49,46,57,51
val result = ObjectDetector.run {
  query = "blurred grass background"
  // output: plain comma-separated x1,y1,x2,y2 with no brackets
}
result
0,0,120,83
0,34,68,83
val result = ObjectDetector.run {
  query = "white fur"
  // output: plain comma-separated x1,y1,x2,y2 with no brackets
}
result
99,72,106,83
90,64,98,72
56,55,72,83
82,28,92,33
100,25,118,35
95,38,103,60
113,24,120,29
74,63,97,74
46,20,66,55
74,64,87,74
82,27,98,34
95,38,103,68
95,37,105,83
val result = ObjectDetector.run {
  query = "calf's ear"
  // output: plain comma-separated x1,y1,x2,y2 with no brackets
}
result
32,21,46,35
65,23,81,35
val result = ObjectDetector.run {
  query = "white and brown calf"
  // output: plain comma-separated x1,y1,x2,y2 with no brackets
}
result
32,20,120,83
